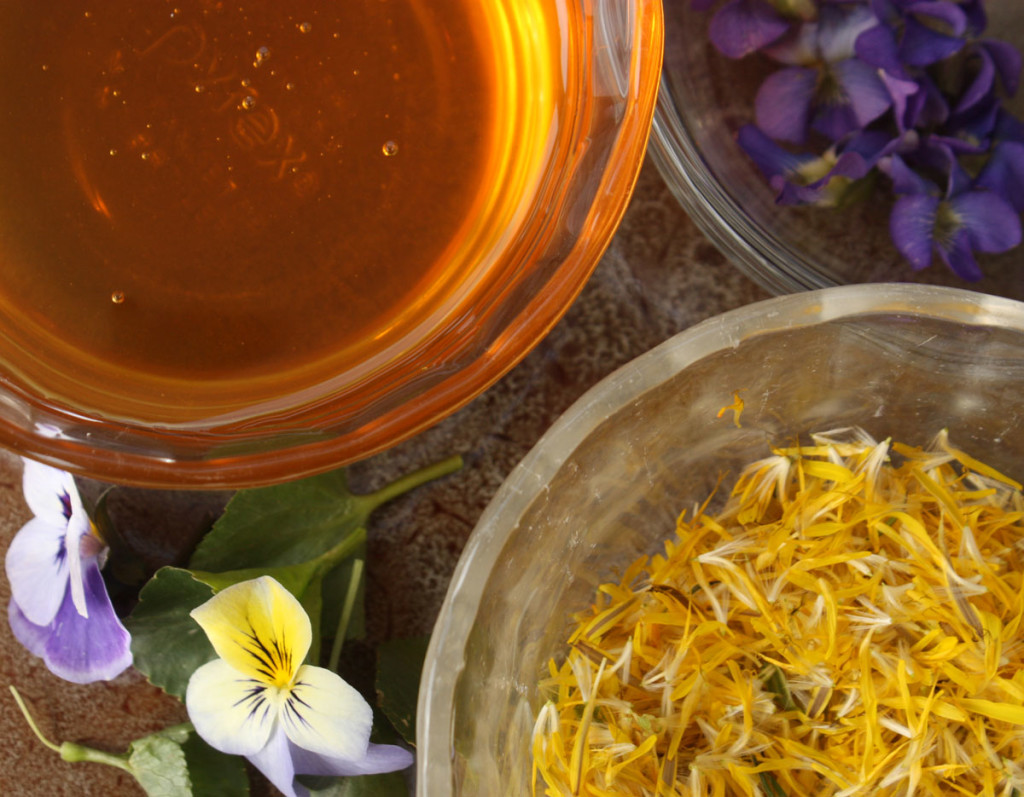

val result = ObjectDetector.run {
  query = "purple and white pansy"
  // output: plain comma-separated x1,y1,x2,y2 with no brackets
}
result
5,458,132,683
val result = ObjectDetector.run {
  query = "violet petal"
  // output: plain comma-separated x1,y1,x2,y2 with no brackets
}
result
983,39,1023,96
835,58,893,128
955,48,995,114
709,0,790,59
938,228,984,281
762,21,819,66
879,71,922,132
855,24,907,77
890,192,939,269
899,18,965,67
817,3,878,63
736,124,815,179
907,1,968,36
952,191,1023,253
755,66,816,143
977,141,1024,211
879,153,934,195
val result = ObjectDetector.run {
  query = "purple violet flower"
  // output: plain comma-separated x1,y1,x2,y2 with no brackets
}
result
858,0,969,69
883,150,1022,280
753,3,891,142
976,111,1024,211
738,124,874,203
5,459,132,683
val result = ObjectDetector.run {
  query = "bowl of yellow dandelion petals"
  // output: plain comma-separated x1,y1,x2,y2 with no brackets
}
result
418,283,1024,796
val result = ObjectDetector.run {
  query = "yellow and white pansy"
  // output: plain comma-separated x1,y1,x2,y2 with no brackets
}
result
185,576,412,797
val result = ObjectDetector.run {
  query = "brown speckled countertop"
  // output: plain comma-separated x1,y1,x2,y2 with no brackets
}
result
0,159,770,796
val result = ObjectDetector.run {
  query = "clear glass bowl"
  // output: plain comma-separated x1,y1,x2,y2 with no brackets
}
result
0,0,662,488
649,0,1024,298
418,283,1024,795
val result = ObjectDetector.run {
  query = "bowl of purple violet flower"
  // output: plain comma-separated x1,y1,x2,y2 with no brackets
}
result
651,0,1024,298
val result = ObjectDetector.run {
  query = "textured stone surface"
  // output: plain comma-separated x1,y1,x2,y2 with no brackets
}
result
0,159,769,795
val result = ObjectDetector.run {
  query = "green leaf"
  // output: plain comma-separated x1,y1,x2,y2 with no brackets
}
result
180,733,250,796
188,457,462,572
376,637,430,746
128,734,191,797
188,529,365,598
302,772,409,796
124,567,217,698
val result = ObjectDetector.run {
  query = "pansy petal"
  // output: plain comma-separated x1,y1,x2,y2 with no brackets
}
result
709,0,790,59
21,459,76,527
755,67,816,143
64,499,94,619
890,193,939,270
248,727,303,797
190,575,311,685
38,563,132,683
952,191,1023,253
8,599,50,658
290,738,415,777
280,664,373,760
186,658,278,756
5,516,69,626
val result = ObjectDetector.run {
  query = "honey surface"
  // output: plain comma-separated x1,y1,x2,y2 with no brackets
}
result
0,0,534,417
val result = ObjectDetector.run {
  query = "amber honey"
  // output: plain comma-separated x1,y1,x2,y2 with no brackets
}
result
0,1,560,422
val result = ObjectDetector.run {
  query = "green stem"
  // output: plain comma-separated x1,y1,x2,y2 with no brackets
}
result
357,454,463,514
311,528,368,579
9,686,132,772
328,558,365,672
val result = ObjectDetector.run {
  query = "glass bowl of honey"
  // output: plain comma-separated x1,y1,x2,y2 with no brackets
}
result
0,0,662,487
418,283,1024,794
